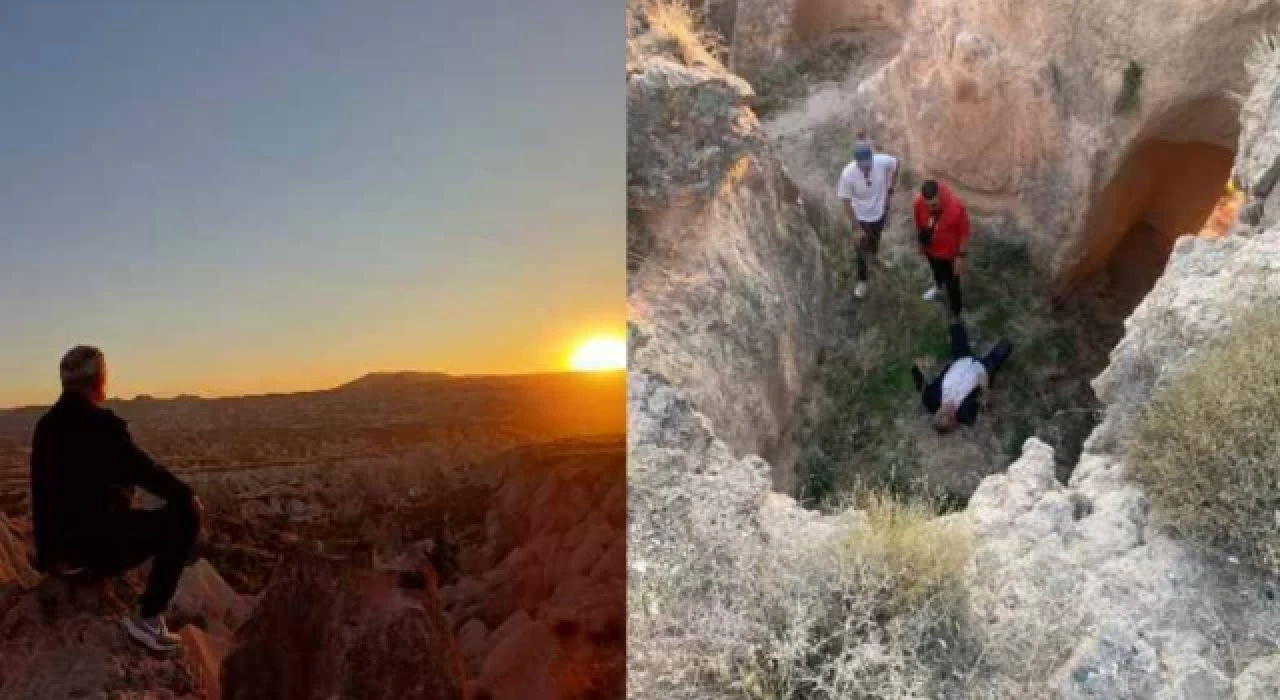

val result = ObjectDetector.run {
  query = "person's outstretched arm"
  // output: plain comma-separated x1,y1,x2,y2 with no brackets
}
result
101,414,193,504
914,360,943,413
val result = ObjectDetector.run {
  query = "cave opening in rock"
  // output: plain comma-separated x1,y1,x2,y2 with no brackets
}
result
1059,140,1235,313
1056,99,1241,340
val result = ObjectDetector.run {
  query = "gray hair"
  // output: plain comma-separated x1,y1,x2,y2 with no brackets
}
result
59,345,106,392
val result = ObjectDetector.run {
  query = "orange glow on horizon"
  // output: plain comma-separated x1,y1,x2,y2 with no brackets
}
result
568,336,626,372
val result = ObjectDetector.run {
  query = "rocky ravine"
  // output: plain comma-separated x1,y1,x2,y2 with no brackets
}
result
628,12,845,492
729,0,1280,296
0,436,623,699
629,7,1280,699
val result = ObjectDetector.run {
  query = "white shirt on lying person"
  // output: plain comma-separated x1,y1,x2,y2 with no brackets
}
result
940,357,988,407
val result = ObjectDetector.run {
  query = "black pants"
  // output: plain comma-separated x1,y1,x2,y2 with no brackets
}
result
855,214,887,282
949,321,1012,376
927,255,964,316
74,499,200,618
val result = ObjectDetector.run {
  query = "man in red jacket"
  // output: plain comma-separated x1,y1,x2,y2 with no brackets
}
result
913,179,970,318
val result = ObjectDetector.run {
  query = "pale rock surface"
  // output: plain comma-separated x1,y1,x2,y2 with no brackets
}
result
964,221,1280,695
628,27,841,479
631,4,1280,698
1235,655,1280,700
171,558,252,636
738,0,1280,281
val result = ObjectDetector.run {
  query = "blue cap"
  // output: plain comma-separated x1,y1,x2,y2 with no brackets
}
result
854,141,873,165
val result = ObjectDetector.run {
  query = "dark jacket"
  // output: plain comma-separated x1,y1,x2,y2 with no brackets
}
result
29,391,192,570
912,361,983,426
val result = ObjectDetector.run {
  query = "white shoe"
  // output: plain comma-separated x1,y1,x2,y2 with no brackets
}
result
854,282,868,299
122,614,181,654
922,286,940,301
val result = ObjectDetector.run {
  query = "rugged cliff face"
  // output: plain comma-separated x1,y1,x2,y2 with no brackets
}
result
630,3,1280,697
955,50,1280,697
963,239,1280,697
628,8,843,488
729,0,1280,303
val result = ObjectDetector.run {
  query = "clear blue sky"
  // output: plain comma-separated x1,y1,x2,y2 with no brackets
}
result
0,0,621,406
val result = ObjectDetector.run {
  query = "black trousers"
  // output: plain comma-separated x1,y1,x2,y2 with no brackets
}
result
949,321,1012,376
73,499,201,618
855,214,887,282
927,254,964,315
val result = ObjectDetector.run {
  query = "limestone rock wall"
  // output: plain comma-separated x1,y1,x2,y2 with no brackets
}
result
959,49,1280,696
628,25,841,484
733,0,1280,284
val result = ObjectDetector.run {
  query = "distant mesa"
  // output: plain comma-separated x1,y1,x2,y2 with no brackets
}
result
129,393,201,403
335,371,454,392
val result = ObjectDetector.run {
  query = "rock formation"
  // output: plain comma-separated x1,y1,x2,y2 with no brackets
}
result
628,8,843,487
630,2,1280,696
730,0,1280,299
439,437,625,699
221,554,466,700
0,513,38,592
0,516,212,699
953,56,1280,695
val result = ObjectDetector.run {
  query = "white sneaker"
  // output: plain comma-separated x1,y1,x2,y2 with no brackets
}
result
922,286,940,301
122,614,181,654
854,281,868,299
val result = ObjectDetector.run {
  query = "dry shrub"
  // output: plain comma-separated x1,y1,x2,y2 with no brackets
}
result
1245,31,1280,82
741,494,974,699
1127,304,1280,575
636,0,723,70
632,490,973,699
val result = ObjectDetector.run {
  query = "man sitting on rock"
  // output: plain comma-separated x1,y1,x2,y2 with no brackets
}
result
30,345,204,653
912,321,1012,433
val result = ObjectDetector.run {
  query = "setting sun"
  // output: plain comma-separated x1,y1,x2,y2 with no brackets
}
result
569,336,627,372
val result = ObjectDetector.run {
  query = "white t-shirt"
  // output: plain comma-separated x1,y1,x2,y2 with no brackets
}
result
941,357,988,407
837,153,897,222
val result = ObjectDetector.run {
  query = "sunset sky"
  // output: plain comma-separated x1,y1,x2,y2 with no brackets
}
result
0,1,621,407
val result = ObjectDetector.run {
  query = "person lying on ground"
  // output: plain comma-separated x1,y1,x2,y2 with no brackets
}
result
913,179,971,319
837,135,898,300
911,321,1012,433
30,345,204,654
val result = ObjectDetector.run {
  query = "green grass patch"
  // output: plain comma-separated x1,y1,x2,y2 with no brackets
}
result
796,230,1102,507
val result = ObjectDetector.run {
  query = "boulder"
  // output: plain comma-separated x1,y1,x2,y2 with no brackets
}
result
0,513,39,592
171,558,252,634
221,555,465,700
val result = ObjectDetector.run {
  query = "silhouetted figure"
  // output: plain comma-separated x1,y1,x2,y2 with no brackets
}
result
30,345,203,653
912,322,1013,433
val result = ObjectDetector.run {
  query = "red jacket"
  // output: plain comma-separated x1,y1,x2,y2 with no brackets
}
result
913,182,970,260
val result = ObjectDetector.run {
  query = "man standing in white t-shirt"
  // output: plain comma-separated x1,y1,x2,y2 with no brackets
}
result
837,137,898,299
